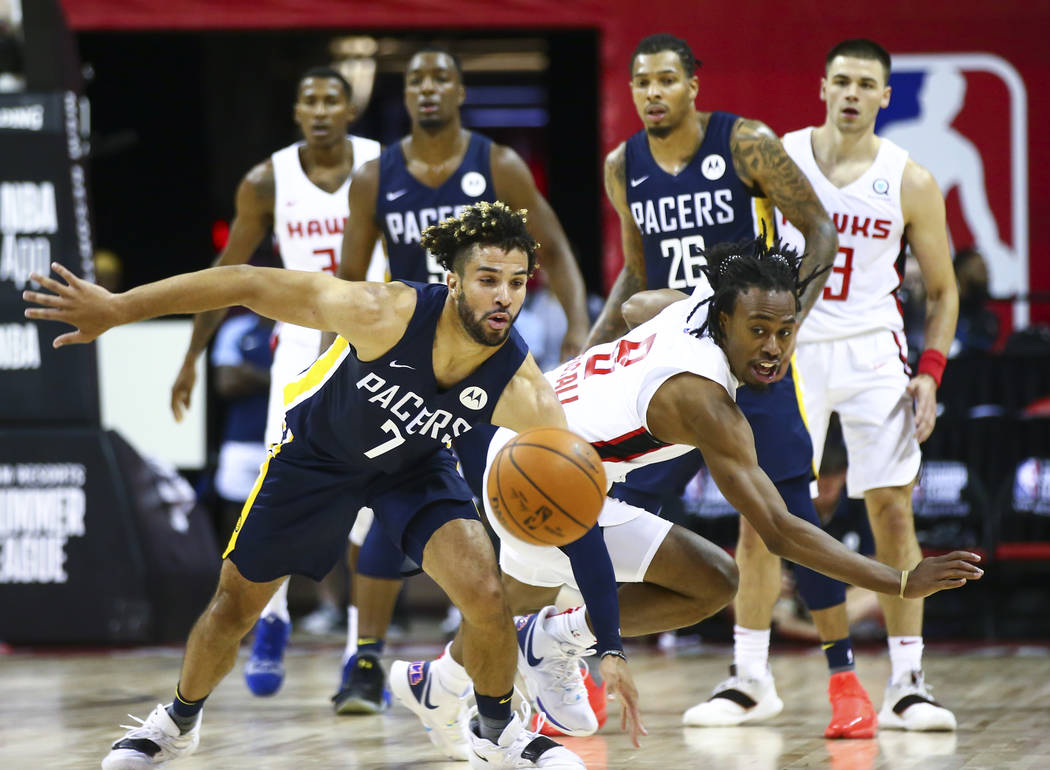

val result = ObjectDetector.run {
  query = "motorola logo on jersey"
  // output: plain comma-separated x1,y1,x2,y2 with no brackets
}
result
701,154,726,181
461,171,487,197
629,190,735,235
385,205,468,245
458,386,488,410
876,53,1028,305
872,178,890,195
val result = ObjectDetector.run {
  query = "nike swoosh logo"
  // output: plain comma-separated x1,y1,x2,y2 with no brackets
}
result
630,176,648,187
523,619,544,667
389,361,414,369
498,696,512,704
899,640,920,645
386,189,408,201
422,677,439,710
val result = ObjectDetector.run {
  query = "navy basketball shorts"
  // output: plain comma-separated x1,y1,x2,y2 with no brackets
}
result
224,441,479,582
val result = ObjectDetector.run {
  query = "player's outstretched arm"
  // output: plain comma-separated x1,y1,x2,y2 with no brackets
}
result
903,159,959,442
730,119,837,317
649,374,983,597
492,145,589,360
586,144,648,348
490,354,568,432
620,288,688,328
171,162,275,420
25,262,415,360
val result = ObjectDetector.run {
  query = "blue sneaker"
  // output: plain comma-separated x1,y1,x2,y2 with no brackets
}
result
332,654,392,714
244,614,290,696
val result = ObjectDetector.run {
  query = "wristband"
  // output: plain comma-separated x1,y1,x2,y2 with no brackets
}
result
600,649,627,662
917,349,947,387
899,569,909,599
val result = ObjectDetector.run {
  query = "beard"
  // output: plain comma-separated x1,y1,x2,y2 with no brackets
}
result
645,124,674,139
456,293,515,347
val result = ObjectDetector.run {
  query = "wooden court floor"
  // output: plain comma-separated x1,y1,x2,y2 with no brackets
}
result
3,636,1049,769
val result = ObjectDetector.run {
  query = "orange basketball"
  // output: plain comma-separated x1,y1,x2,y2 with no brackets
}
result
487,426,607,546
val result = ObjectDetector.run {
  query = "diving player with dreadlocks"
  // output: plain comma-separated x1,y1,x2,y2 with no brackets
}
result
393,235,983,754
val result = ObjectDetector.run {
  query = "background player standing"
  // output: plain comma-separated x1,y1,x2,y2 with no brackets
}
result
740,38,958,732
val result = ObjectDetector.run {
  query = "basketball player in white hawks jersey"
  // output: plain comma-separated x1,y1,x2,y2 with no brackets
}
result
393,238,980,757
169,66,382,698
718,39,959,733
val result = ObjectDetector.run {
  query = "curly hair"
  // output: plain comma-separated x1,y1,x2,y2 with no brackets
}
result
685,234,826,346
420,200,540,275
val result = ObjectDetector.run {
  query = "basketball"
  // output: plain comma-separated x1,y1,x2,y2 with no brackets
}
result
487,426,607,546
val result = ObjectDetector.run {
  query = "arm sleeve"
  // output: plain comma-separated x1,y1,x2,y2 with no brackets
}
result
560,524,623,654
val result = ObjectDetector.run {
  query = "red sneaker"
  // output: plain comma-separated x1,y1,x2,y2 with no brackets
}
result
530,661,608,736
825,670,877,739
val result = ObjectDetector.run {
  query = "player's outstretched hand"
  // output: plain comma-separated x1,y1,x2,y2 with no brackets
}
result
907,373,938,442
559,324,588,362
904,551,983,598
598,654,647,748
171,359,197,423
23,262,120,348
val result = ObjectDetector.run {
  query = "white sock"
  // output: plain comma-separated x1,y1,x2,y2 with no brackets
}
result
733,625,771,680
342,606,358,665
433,642,471,696
260,578,291,623
887,636,923,682
546,606,597,650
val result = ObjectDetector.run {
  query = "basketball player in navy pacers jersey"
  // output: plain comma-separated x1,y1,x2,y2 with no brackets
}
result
587,34,889,736
328,44,591,714
27,203,589,769
165,67,384,699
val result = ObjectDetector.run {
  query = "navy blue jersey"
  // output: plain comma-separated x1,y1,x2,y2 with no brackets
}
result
621,111,812,483
625,111,775,291
376,132,495,284
280,282,528,483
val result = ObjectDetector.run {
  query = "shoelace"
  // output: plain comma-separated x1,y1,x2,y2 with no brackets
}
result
542,645,588,702
118,706,170,738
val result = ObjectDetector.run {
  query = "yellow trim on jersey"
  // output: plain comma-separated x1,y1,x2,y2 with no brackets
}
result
789,352,819,479
283,335,350,409
753,197,776,245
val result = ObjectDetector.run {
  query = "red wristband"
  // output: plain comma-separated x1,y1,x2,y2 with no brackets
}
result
917,349,947,387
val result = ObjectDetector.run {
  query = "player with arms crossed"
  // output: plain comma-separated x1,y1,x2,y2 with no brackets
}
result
394,236,981,757
712,38,960,733
166,67,384,697
28,202,589,770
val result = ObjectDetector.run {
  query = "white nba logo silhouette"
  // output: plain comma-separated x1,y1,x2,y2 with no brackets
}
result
879,54,1029,325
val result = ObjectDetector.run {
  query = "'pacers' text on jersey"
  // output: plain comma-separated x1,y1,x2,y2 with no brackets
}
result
377,132,495,284
625,111,771,291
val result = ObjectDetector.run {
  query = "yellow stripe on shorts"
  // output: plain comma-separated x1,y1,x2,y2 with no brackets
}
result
222,424,292,559
753,197,776,245
789,352,819,479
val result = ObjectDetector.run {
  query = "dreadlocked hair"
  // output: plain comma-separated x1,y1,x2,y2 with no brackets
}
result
684,234,825,345
420,200,540,275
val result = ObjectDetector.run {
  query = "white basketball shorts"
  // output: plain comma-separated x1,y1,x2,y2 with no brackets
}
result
796,331,921,498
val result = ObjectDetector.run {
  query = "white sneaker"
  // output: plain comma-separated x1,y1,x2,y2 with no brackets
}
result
515,607,597,737
682,666,784,727
466,703,585,769
101,704,201,769
390,658,469,761
878,670,957,731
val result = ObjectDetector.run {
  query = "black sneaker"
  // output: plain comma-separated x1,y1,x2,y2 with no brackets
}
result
332,654,391,714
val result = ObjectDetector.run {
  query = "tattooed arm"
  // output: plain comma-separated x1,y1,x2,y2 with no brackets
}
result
585,143,648,348
730,119,837,317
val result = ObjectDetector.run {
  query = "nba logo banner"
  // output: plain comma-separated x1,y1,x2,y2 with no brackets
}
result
876,54,1028,325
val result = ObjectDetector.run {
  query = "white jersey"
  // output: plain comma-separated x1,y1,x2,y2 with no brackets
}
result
265,136,382,446
271,137,382,351
546,285,738,523
778,128,909,343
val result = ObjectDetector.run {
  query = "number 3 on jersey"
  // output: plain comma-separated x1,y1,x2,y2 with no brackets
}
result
822,246,855,301
660,235,706,289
